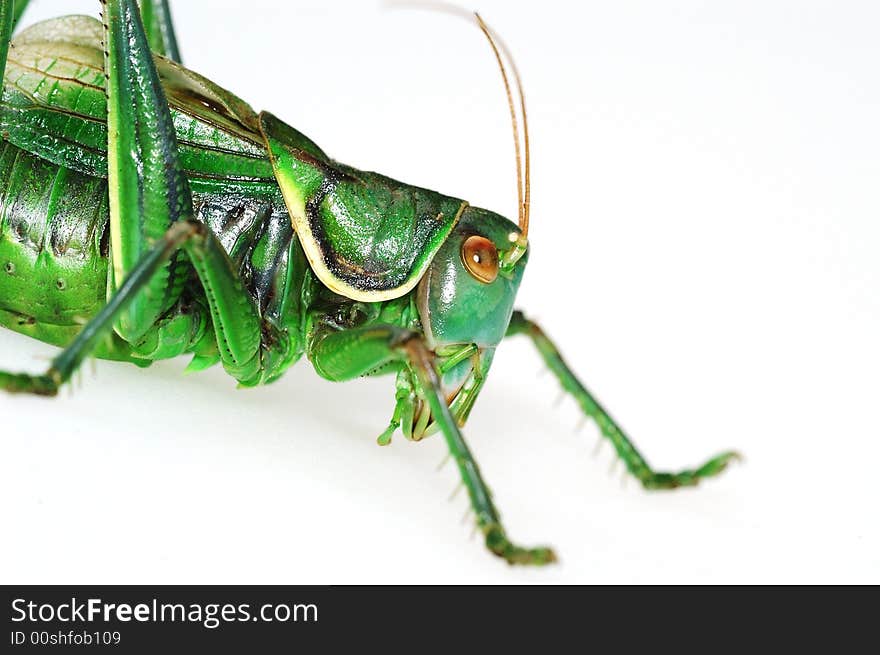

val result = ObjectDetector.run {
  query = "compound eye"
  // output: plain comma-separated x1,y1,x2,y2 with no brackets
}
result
461,235,499,284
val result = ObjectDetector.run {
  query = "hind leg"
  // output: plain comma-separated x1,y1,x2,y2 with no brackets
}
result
506,311,740,489
0,1,17,83
1,0,282,392
0,222,203,395
102,0,193,345
0,213,282,395
138,0,181,61
102,0,269,381
8,1,29,33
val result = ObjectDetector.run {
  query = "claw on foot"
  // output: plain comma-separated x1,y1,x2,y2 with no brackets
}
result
484,524,557,566
640,450,742,490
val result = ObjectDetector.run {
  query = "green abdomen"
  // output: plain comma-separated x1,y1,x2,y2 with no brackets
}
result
0,139,309,366
0,142,119,355
0,16,312,366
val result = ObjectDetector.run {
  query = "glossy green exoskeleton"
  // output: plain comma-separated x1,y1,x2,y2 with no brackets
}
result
0,0,739,564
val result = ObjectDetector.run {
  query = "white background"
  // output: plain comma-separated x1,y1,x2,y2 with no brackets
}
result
1,0,878,584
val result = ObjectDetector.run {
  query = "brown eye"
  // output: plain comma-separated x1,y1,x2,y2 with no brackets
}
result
461,235,499,284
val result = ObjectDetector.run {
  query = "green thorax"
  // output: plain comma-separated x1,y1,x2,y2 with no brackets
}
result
1,15,466,303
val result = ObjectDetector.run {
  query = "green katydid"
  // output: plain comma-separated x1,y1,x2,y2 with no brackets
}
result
0,0,739,565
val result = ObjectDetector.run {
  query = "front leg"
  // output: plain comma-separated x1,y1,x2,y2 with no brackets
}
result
309,323,556,565
506,311,740,489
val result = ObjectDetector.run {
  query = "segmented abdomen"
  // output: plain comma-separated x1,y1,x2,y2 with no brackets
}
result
0,141,311,371
0,16,312,367
0,141,111,343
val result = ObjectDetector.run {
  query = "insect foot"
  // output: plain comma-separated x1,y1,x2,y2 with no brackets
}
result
637,450,743,490
484,524,557,566
0,370,60,396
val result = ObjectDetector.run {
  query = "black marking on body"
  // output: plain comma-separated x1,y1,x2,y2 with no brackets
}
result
303,172,409,292
0,141,108,261
0,137,303,341
193,192,296,317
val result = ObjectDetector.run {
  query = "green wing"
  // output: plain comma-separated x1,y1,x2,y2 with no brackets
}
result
0,15,273,188
260,112,465,302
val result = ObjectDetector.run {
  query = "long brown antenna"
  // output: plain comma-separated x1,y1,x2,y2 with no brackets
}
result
500,25,531,238
474,13,529,238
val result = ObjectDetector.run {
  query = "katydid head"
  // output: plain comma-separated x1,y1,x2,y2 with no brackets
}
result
395,12,533,438
415,12,532,353
407,207,527,436
417,207,527,351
